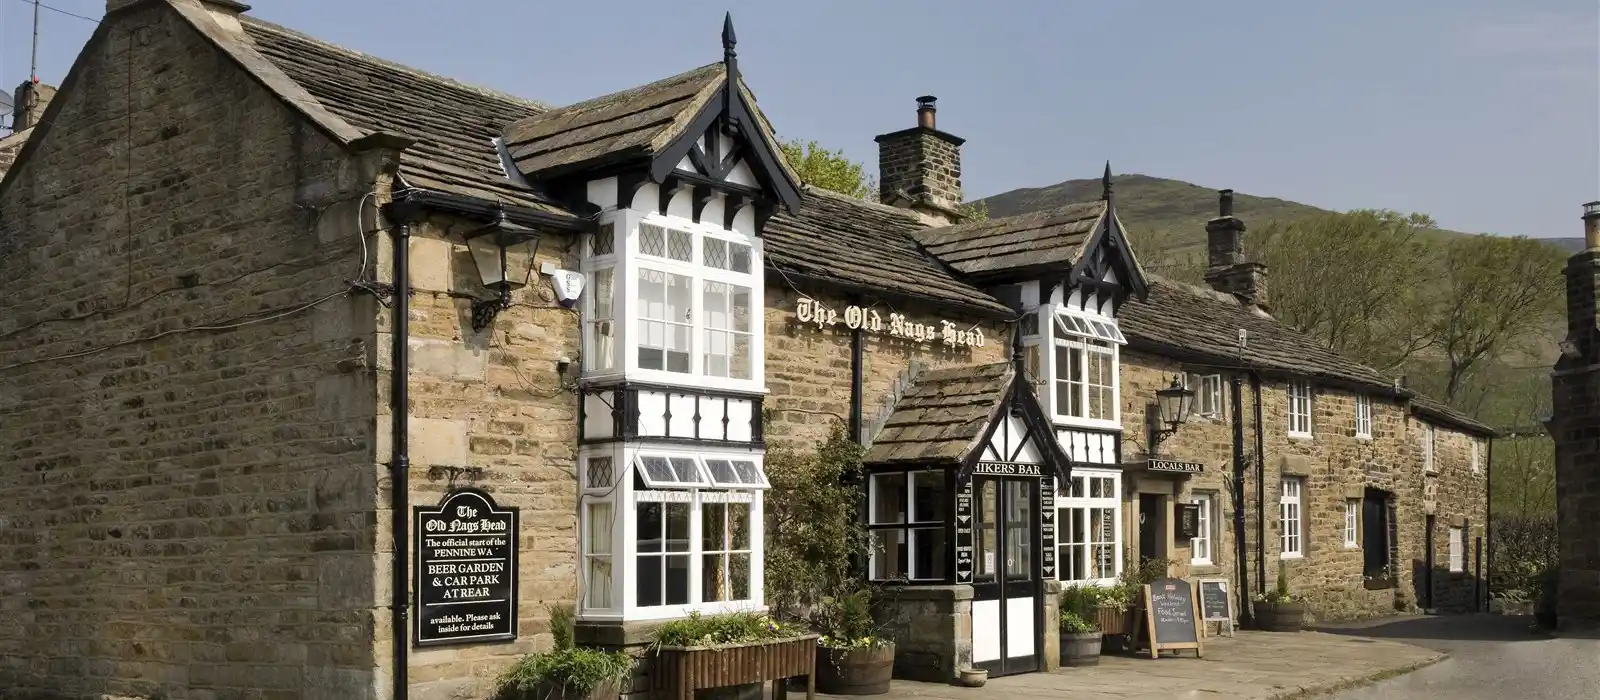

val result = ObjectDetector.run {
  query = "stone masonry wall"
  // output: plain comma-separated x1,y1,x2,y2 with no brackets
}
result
1552,250,1600,633
377,215,583,700
875,130,962,214
764,285,1009,450
0,4,384,698
1117,350,1487,623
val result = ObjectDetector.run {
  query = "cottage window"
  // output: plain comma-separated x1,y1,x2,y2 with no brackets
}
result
867,470,948,582
1355,394,1373,439
1471,440,1481,475
1448,526,1464,572
1423,424,1436,473
1058,469,1122,584
1187,373,1224,419
1190,493,1213,566
579,448,768,620
1051,310,1123,425
1287,381,1313,438
1279,477,1304,558
1343,500,1359,548
1361,489,1395,578
585,223,619,372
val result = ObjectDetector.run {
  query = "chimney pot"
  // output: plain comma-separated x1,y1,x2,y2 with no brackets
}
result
1584,200,1600,250
916,95,937,129
1218,189,1234,217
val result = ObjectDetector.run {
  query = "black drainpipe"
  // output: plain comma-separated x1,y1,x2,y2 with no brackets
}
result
849,325,864,444
1230,374,1251,627
382,201,414,700
1251,371,1266,594
1485,434,1494,610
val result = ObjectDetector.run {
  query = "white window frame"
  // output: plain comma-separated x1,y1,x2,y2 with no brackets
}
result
1448,526,1464,572
1287,381,1314,438
1280,477,1304,559
1187,373,1224,420
1471,440,1481,475
1044,307,1124,431
582,209,765,393
867,470,949,582
1355,394,1373,440
577,445,768,622
1343,500,1359,548
582,220,621,374
1190,493,1214,566
1056,468,1123,585
1423,423,1436,473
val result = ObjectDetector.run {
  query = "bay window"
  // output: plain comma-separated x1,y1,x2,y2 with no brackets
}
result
867,470,949,582
1031,307,1124,427
1057,469,1122,584
579,447,768,620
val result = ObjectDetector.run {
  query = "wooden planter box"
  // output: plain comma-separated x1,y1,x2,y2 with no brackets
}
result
652,634,818,700
1094,605,1135,636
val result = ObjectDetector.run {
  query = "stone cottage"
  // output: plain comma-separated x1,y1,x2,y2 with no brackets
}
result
0,1,1492,698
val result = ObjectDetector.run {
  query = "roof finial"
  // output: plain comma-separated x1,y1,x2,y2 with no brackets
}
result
1101,161,1113,201
722,12,737,62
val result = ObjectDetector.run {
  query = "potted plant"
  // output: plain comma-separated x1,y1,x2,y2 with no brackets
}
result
649,611,819,700
814,588,894,695
496,604,633,700
1252,564,1307,632
1058,609,1103,667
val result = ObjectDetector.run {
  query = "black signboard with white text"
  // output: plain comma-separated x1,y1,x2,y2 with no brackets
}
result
973,461,1044,477
1146,459,1203,474
414,488,518,646
954,480,974,583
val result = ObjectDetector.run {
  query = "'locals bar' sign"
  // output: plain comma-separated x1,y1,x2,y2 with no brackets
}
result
795,298,986,348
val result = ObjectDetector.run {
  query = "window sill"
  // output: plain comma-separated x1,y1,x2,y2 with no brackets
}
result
1189,560,1216,570
1355,435,1373,443
1287,432,1314,442
1279,553,1305,560
1051,417,1124,433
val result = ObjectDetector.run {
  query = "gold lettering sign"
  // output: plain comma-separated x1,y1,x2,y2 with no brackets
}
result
795,299,986,348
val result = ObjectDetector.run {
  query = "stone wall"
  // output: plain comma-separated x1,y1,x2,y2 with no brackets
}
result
379,214,583,699
1553,250,1600,633
871,586,973,682
0,3,385,698
763,285,1010,450
1116,350,1488,623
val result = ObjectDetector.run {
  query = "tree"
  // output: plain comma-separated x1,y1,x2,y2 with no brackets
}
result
1427,234,1565,402
1251,209,1439,371
779,139,875,200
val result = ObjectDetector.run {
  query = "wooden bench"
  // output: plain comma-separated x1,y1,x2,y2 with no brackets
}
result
652,634,818,700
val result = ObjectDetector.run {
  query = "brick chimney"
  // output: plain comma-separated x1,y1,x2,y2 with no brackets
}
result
874,96,966,226
1203,189,1269,309
1551,200,1600,634
10,80,55,131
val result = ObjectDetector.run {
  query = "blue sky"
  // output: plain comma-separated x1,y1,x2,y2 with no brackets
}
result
2,0,1597,237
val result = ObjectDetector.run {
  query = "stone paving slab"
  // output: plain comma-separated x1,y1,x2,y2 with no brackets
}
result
820,630,1444,700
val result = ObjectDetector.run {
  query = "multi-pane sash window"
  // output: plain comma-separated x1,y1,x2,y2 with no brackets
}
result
702,281,752,379
1287,381,1313,437
1058,470,1121,583
637,269,693,373
587,223,618,372
629,452,767,611
867,471,948,582
1190,493,1213,566
1280,477,1304,558
700,494,752,602
625,219,761,387
1054,331,1116,420
1343,501,1359,548
1188,374,1224,419
1355,394,1373,439
1448,526,1464,572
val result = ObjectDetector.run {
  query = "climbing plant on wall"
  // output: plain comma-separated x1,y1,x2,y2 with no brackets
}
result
763,423,869,621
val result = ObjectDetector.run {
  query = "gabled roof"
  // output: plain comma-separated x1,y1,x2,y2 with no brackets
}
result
864,362,1011,465
1411,395,1495,437
915,201,1105,277
501,64,724,180
238,17,574,216
764,187,1012,316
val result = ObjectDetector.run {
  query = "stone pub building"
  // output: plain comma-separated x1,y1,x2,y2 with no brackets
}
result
0,1,1492,698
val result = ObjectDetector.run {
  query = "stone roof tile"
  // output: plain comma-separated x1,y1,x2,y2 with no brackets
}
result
864,362,1013,465
915,201,1105,277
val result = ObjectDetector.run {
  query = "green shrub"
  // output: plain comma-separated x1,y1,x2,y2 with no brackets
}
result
495,604,633,700
651,611,803,649
816,588,888,650
1059,610,1100,634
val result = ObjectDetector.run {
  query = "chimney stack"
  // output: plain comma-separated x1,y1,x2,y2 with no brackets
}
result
11,80,55,132
1203,188,1269,309
108,0,250,32
875,96,966,226
1584,201,1600,251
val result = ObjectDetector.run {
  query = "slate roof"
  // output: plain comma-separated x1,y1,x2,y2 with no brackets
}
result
764,187,1012,316
239,17,573,216
1119,277,1495,436
864,362,1015,465
500,64,724,179
914,201,1106,277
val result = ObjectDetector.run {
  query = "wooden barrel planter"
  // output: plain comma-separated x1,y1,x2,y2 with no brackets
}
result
520,680,622,700
1252,601,1306,632
815,642,894,695
1059,631,1102,667
1094,605,1133,635
652,634,818,700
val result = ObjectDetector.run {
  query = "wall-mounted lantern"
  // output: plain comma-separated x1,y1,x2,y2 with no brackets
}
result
1148,375,1195,457
464,210,540,332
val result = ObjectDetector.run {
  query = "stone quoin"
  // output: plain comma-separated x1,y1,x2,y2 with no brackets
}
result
0,1,1492,698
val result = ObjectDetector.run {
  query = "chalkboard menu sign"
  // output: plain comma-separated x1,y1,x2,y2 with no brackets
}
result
1140,578,1203,658
1197,578,1234,637
414,488,518,646
954,480,974,583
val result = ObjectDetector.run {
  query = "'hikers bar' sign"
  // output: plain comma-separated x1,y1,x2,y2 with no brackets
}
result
414,488,518,646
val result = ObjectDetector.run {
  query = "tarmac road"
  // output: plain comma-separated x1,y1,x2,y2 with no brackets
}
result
1315,614,1600,700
